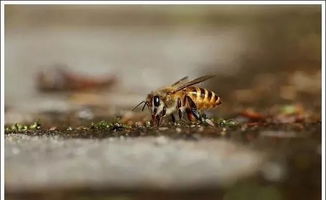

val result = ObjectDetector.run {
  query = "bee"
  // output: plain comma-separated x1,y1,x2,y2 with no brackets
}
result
133,75,221,126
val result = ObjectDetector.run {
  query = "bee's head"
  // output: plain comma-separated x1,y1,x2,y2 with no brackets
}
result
147,95,166,116
133,93,167,126
146,94,166,126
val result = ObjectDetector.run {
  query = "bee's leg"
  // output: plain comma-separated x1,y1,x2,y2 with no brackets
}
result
200,113,208,122
185,96,214,126
171,114,176,123
191,109,202,121
184,96,201,122
177,98,184,120
151,115,156,126
178,109,183,120
185,108,196,121
156,115,163,127
185,107,202,122
185,95,197,110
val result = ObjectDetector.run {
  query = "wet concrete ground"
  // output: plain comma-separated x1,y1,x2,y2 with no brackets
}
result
5,135,263,192
4,118,321,200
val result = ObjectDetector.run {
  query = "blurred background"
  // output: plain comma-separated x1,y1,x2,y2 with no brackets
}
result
5,5,321,123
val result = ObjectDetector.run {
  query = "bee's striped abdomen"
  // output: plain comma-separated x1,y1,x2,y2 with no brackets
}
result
186,87,221,110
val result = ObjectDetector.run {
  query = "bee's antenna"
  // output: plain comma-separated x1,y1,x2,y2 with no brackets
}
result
132,101,146,111
141,102,148,111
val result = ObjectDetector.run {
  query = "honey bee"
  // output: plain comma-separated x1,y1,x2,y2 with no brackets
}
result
133,75,221,126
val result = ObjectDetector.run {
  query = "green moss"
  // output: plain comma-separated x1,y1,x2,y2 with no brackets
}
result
90,120,113,129
214,118,239,128
5,120,41,132
90,120,130,131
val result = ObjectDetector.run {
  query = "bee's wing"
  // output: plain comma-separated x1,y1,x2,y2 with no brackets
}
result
171,76,189,87
171,75,215,93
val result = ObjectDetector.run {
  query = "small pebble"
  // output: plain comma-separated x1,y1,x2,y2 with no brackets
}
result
49,127,57,131
205,119,215,127
158,127,168,131
198,126,204,132
135,122,142,127
221,128,227,136
145,121,151,127
176,127,182,133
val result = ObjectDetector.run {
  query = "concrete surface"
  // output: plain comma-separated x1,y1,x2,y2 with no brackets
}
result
5,134,263,192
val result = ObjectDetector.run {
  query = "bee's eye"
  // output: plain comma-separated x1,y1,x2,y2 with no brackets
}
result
153,96,160,107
